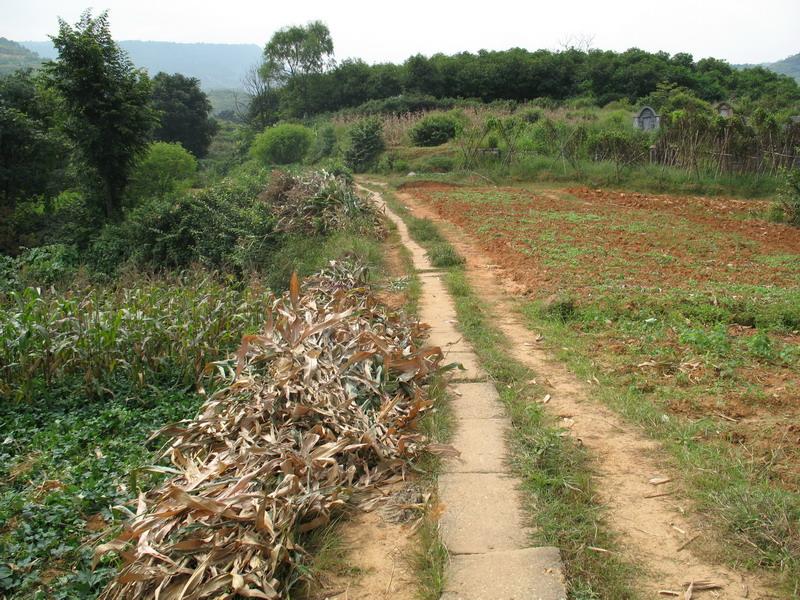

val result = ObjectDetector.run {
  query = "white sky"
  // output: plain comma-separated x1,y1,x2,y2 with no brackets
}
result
2,0,798,65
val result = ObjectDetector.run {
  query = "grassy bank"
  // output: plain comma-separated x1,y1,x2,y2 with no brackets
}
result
377,150,781,200
519,293,800,593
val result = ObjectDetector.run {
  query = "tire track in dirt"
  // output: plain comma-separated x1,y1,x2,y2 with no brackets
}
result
395,189,780,599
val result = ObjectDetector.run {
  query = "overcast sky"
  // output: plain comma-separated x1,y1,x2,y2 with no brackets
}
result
2,0,798,65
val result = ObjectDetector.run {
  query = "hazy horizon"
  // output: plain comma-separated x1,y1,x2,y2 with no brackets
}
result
3,0,799,65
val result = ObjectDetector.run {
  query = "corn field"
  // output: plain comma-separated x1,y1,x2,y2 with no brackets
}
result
0,275,272,401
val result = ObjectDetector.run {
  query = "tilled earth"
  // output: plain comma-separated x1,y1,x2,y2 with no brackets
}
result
402,181,800,491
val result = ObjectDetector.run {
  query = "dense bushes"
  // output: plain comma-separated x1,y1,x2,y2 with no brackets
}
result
259,47,800,119
86,167,274,275
344,118,385,171
410,113,460,146
127,142,197,200
250,123,313,165
2,166,388,282
587,128,650,181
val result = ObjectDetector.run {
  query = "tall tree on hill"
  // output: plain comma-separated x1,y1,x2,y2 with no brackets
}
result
151,72,218,158
47,10,156,220
262,21,333,116
0,70,69,213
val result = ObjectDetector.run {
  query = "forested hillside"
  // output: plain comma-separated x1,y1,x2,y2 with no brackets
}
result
764,52,800,81
0,38,42,76
252,48,800,120
20,39,261,89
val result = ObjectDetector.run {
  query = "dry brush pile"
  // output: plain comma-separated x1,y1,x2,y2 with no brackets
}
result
95,261,445,599
262,170,384,237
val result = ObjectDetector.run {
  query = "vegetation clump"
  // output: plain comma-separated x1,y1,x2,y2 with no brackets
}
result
343,117,385,171
776,168,800,225
126,141,197,200
410,113,460,146
250,123,313,165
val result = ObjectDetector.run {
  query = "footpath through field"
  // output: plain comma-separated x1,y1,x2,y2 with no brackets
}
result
360,183,567,600
385,184,779,599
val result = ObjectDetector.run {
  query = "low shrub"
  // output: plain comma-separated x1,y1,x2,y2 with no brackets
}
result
426,242,465,268
309,124,338,163
407,216,444,243
127,142,198,202
541,293,577,321
91,169,274,275
419,155,455,172
343,118,385,172
377,153,411,174
14,244,79,287
520,108,543,123
410,114,459,146
250,123,313,165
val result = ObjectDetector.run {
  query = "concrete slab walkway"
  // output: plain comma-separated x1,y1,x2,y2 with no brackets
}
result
361,184,566,600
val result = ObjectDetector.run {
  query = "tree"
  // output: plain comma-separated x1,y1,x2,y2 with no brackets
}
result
47,10,157,220
262,21,333,115
151,72,217,158
264,21,333,81
0,70,69,210
243,64,281,128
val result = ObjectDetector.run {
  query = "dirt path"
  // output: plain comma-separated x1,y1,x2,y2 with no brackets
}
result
393,188,779,599
361,183,567,600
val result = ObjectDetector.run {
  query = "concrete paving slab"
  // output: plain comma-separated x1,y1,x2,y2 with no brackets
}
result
441,547,567,600
450,382,506,419
443,351,487,380
439,472,529,554
447,418,508,473
426,324,465,346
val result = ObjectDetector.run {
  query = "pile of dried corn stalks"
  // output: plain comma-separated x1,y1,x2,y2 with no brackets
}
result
262,170,384,236
96,262,443,599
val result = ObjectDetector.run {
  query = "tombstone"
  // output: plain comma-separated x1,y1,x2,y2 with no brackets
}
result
716,102,734,118
633,106,660,131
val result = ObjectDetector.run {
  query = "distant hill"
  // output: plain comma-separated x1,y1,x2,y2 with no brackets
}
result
0,37,43,76
20,40,262,90
765,53,800,81
736,52,800,82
